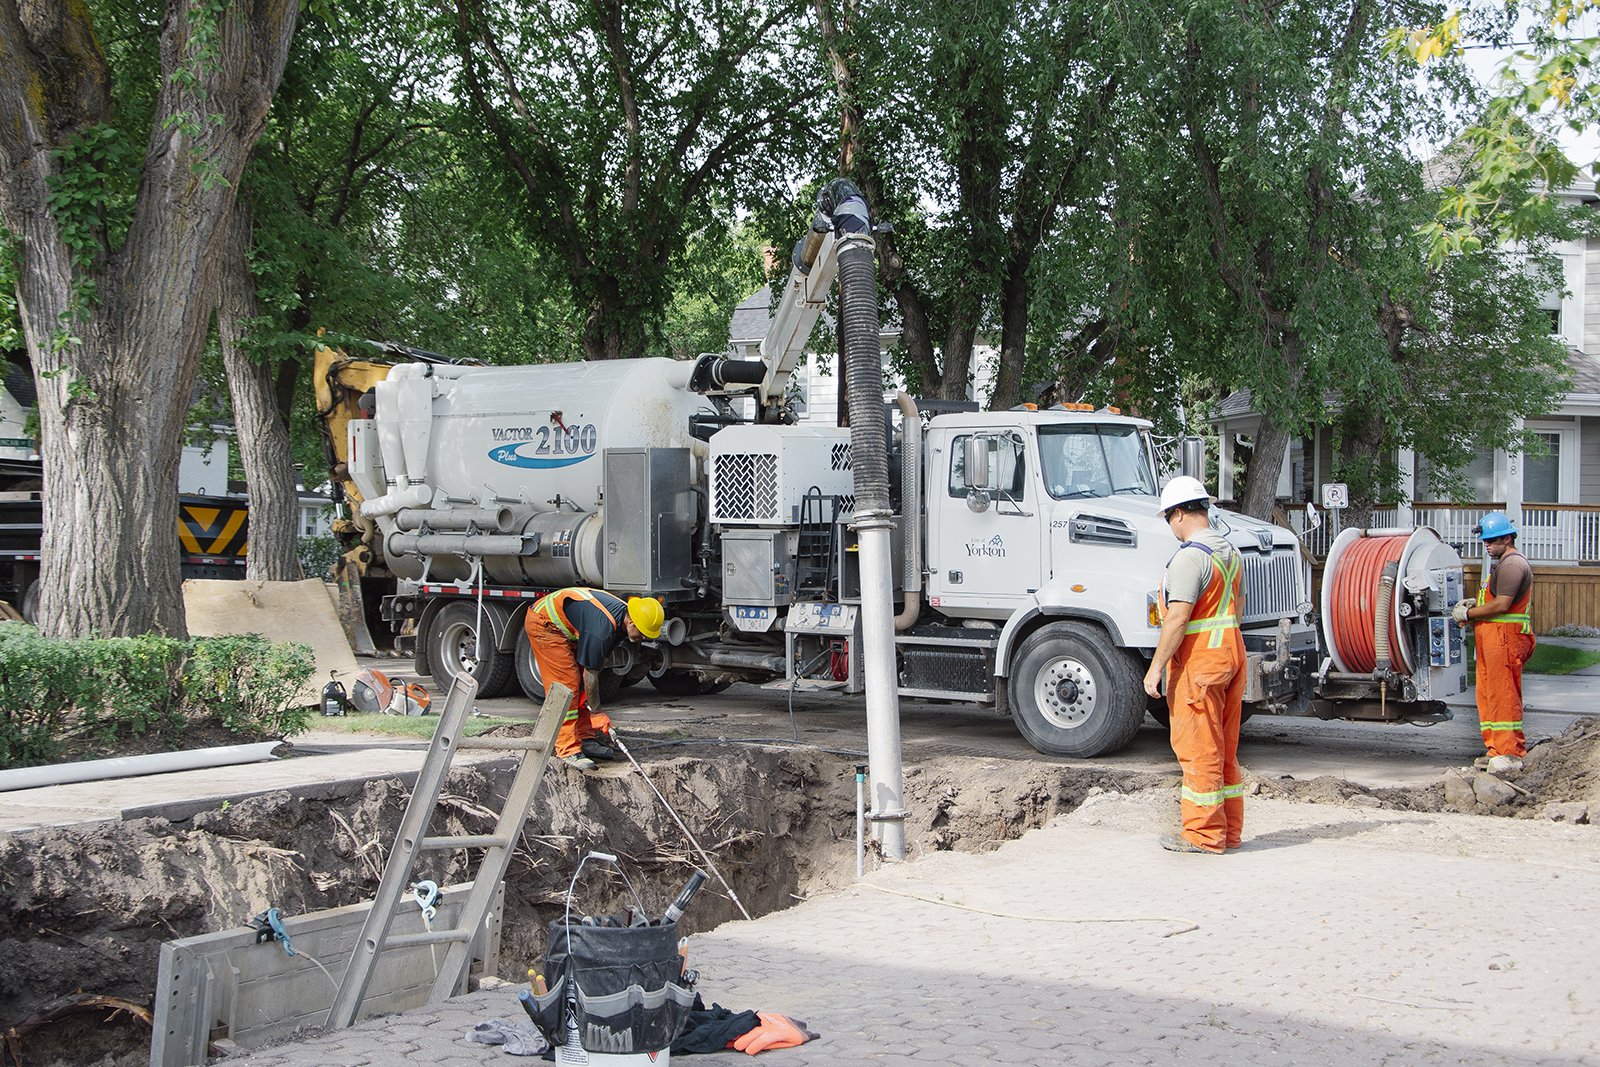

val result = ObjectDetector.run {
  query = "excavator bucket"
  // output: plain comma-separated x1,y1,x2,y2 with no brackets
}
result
333,552,378,656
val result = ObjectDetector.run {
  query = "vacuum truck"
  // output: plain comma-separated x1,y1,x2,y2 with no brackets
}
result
317,199,1473,758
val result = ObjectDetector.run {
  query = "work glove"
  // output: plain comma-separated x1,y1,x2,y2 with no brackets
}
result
731,1012,818,1055
1451,599,1471,625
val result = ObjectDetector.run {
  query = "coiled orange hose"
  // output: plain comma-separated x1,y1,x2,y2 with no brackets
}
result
1327,535,1408,673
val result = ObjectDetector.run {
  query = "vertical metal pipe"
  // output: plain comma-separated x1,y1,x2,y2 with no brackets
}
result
827,177,906,862
855,764,866,880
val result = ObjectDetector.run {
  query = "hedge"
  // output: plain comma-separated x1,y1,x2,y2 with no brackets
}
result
0,625,315,770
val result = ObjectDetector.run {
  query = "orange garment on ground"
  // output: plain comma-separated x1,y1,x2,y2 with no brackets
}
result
1163,546,1246,853
1475,550,1534,759
524,588,616,757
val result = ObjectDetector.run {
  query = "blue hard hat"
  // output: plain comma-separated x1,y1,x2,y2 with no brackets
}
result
1475,511,1518,540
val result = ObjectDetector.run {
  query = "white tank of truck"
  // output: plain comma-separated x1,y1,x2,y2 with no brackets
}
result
349,357,715,585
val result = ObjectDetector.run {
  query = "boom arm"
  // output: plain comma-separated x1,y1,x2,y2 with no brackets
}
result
757,214,844,412
689,183,873,423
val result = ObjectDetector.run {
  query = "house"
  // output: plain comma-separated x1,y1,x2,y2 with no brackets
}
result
1209,180,1600,627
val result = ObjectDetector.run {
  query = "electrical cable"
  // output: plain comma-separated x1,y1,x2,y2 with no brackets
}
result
857,882,1199,938
787,646,836,741
609,730,754,921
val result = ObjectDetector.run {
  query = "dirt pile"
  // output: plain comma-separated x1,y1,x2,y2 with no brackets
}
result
1249,716,1600,823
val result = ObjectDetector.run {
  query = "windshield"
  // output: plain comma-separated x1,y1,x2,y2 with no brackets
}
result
1038,424,1157,500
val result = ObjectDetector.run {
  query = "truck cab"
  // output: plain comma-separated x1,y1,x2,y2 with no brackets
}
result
912,407,1316,756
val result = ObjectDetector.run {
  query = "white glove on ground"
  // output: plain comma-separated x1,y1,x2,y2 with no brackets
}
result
1451,599,1471,624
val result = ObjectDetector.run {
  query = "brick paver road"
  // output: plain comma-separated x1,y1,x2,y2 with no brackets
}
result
231,791,1600,1066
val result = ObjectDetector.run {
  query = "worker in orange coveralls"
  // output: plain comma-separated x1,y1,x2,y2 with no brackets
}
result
524,587,664,772
1453,511,1534,775
1142,476,1245,855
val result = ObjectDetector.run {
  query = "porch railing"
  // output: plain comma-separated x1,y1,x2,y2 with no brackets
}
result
1284,503,1600,564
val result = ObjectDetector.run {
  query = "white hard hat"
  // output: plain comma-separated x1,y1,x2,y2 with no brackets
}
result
1159,475,1212,517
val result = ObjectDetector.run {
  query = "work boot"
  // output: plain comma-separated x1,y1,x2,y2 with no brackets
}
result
1486,755,1523,775
1159,833,1223,855
561,753,598,772
580,737,618,762
1472,755,1493,771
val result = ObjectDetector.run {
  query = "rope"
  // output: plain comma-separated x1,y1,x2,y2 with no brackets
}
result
610,730,754,921
1327,535,1408,673
857,882,1199,937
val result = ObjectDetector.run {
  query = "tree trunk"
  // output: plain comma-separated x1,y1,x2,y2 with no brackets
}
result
1239,418,1290,520
0,0,301,637
990,253,1031,410
219,200,303,582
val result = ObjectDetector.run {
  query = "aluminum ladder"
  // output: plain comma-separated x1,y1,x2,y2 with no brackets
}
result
324,674,573,1030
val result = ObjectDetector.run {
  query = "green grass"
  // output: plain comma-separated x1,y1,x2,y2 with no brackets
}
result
1525,643,1600,676
307,712,522,739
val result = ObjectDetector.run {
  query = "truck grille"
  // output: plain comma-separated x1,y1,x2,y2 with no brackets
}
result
713,453,779,521
1240,550,1303,626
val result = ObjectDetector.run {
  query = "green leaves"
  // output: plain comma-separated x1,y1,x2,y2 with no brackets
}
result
0,627,316,770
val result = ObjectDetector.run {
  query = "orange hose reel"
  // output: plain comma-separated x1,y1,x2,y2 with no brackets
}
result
1324,534,1409,675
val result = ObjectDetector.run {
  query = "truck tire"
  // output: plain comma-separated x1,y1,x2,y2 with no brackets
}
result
1008,621,1145,757
515,639,624,703
514,636,546,700
647,670,707,697
427,601,515,698
20,580,38,625
1148,694,1253,729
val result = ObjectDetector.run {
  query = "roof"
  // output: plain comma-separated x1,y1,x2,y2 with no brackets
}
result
1214,348,1600,421
1570,347,1600,394
729,286,775,346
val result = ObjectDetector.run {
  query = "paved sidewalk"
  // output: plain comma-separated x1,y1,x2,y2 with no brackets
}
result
230,793,1600,1067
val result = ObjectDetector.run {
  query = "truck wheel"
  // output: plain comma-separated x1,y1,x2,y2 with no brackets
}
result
427,602,515,698
514,637,546,701
648,670,704,697
516,641,625,703
1008,621,1145,757
20,580,38,625
1147,693,1254,730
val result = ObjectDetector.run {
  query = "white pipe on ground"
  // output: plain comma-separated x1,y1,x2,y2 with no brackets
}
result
0,741,281,793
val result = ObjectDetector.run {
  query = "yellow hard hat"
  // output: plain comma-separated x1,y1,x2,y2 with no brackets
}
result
626,596,664,639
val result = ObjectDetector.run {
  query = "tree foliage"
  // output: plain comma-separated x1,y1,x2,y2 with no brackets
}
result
447,0,823,361
1118,0,1568,518
816,0,1127,407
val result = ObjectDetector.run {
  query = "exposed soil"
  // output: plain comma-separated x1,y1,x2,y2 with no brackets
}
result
3,715,1596,1066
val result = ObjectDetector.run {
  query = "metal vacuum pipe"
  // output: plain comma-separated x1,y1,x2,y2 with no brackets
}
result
826,177,906,861
893,391,922,632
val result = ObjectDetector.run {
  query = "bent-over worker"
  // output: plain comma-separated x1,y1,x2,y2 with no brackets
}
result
1453,512,1534,774
1142,476,1245,855
524,587,665,771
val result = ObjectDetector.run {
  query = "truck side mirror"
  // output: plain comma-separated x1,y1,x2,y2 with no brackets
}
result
1179,436,1206,481
963,435,994,491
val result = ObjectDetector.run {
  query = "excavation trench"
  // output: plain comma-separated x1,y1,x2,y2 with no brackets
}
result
5,715,1598,1067
0,740,1172,1067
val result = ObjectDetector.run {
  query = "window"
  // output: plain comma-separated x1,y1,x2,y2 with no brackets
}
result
949,433,1026,498
1522,422,1577,505
1037,424,1158,501
1523,432,1561,503
1417,450,1494,503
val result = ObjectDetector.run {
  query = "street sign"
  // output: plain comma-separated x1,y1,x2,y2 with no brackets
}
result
1321,482,1349,510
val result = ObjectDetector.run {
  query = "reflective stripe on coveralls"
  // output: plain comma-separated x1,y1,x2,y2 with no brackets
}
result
526,588,617,756
1163,542,1246,852
1474,550,1534,759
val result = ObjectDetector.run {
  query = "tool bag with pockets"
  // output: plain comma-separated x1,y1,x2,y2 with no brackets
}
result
523,853,697,1057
